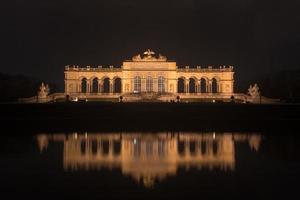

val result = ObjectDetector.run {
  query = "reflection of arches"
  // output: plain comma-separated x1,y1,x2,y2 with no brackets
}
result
200,78,208,93
146,76,153,92
114,77,122,93
158,76,165,93
177,77,185,93
113,141,121,155
91,140,97,155
80,140,86,154
178,141,185,155
134,76,141,92
189,78,196,93
91,78,99,93
212,78,218,93
81,78,87,93
102,140,109,155
102,78,110,93
189,141,196,154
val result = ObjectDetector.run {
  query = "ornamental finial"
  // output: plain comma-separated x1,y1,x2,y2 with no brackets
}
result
143,49,155,58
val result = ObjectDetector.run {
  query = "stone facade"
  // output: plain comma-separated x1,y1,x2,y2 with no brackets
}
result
64,50,234,101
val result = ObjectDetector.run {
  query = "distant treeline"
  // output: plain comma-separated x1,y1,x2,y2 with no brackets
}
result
0,73,57,102
236,69,300,101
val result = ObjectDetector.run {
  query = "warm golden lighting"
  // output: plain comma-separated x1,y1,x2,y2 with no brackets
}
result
37,132,261,188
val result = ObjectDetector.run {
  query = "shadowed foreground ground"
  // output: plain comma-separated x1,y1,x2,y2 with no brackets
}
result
1,102,300,133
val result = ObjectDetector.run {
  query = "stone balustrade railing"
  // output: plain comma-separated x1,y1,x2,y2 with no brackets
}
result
64,65,234,72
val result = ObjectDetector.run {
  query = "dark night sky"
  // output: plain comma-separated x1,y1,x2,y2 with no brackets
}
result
1,0,300,89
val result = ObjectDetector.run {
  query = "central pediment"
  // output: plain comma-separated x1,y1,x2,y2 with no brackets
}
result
123,49,177,71
131,49,167,62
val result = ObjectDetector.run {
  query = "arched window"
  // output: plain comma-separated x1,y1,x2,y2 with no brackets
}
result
189,78,196,93
178,78,185,93
212,78,218,93
102,78,110,93
134,76,141,93
114,78,122,93
200,78,207,93
158,76,165,93
81,78,87,93
91,78,99,93
146,76,153,92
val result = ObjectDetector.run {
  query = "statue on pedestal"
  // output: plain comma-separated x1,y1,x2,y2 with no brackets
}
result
38,82,50,99
144,49,155,58
248,83,260,98
132,54,142,61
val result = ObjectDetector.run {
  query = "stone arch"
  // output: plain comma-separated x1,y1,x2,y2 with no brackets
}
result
113,77,122,93
91,77,99,93
177,77,186,93
200,77,208,93
189,77,197,93
211,77,219,93
81,77,87,93
102,77,110,93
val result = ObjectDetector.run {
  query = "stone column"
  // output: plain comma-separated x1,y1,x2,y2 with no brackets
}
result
87,82,90,93
109,140,114,157
186,83,189,93
140,78,144,92
185,141,190,157
98,81,102,93
109,79,113,93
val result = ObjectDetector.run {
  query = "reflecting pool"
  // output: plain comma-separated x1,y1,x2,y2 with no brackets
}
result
1,132,300,199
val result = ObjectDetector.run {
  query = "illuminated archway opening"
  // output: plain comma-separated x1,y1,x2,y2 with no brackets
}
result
189,78,196,93
102,78,110,93
114,78,122,93
212,78,218,93
177,78,185,93
91,78,99,93
200,78,207,93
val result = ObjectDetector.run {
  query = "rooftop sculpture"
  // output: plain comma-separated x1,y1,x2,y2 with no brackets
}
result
132,49,167,61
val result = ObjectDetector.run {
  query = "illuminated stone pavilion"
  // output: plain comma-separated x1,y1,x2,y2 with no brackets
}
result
64,49,235,102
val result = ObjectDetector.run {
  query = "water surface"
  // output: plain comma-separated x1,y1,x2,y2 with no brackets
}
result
1,132,299,199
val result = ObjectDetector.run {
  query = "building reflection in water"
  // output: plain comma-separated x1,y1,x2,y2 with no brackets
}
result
37,132,261,188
